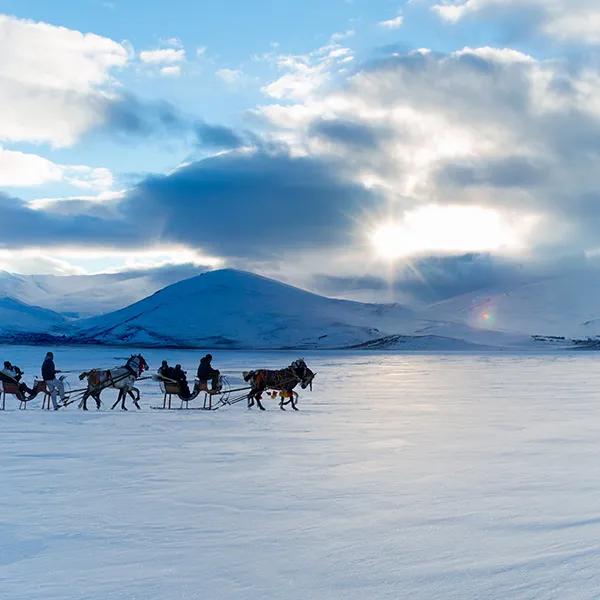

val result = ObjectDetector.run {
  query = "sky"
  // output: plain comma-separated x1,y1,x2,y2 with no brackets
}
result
2,0,600,304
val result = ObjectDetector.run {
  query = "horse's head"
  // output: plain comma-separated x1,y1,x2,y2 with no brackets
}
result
127,354,149,376
291,358,316,391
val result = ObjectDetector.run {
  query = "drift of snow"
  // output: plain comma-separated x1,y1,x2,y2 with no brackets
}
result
2,345,600,599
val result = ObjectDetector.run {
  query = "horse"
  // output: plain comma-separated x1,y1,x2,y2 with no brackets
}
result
78,354,149,411
243,359,315,411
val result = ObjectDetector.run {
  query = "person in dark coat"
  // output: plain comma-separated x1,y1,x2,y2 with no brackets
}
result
41,351,65,409
196,354,221,391
158,360,172,380
0,361,33,401
173,364,192,398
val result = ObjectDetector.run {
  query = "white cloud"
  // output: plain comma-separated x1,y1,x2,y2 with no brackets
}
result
29,190,125,211
256,45,600,256
159,65,181,77
0,14,129,147
261,40,355,101
139,48,185,64
196,46,207,57
432,0,600,44
216,68,242,84
160,37,183,48
378,15,404,29
0,147,113,189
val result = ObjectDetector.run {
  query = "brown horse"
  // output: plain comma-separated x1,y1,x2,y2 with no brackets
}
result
243,359,315,411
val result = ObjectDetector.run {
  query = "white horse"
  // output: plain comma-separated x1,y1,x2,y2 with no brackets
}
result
78,354,149,411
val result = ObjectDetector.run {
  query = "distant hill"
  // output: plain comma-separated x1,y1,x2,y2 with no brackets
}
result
74,269,411,348
0,297,67,338
73,269,511,349
423,269,600,339
0,264,207,317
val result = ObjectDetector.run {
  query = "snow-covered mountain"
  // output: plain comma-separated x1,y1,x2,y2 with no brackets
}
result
74,269,514,349
0,297,67,337
424,269,600,339
0,264,207,317
11,267,598,349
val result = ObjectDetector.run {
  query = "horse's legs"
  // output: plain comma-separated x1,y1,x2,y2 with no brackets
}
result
94,392,102,410
255,388,266,411
291,392,299,411
79,391,89,410
121,389,128,411
129,388,141,410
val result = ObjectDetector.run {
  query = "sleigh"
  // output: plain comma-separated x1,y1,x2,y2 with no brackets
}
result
0,379,52,410
158,378,224,410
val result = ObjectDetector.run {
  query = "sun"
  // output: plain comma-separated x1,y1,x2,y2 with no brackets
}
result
369,204,535,260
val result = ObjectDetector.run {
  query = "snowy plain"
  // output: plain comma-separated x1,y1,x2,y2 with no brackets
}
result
2,345,600,599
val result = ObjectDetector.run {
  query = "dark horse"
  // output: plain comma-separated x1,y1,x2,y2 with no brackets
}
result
243,359,315,411
78,354,149,410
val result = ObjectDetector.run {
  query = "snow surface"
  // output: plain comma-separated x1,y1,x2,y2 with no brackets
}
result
2,345,600,599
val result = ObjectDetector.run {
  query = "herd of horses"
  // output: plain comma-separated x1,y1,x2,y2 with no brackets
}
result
1,355,316,412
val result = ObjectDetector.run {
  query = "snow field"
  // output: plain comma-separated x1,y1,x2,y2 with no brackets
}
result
2,347,600,599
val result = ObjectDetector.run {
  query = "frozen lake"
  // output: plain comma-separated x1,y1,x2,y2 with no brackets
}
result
2,345,600,599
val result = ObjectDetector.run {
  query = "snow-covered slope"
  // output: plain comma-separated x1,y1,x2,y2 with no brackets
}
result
0,297,67,337
0,264,206,317
424,270,600,339
75,269,411,348
75,269,512,349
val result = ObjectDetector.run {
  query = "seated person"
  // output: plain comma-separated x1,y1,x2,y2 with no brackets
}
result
196,354,221,391
158,360,174,380
173,364,192,399
0,361,34,401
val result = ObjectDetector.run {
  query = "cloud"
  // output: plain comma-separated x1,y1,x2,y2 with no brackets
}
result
119,150,378,258
0,147,113,189
139,48,185,64
103,94,188,138
159,65,181,77
0,191,140,248
195,122,244,150
7,29,600,299
216,68,242,84
260,38,354,101
432,0,600,45
139,47,186,77
378,15,404,29
0,13,129,147
313,253,554,304
257,46,600,254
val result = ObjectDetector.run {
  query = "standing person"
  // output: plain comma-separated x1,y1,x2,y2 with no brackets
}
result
42,352,66,410
196,354,221,391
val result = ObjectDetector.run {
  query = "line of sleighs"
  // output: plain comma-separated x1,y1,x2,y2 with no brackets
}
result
0,352,316,412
